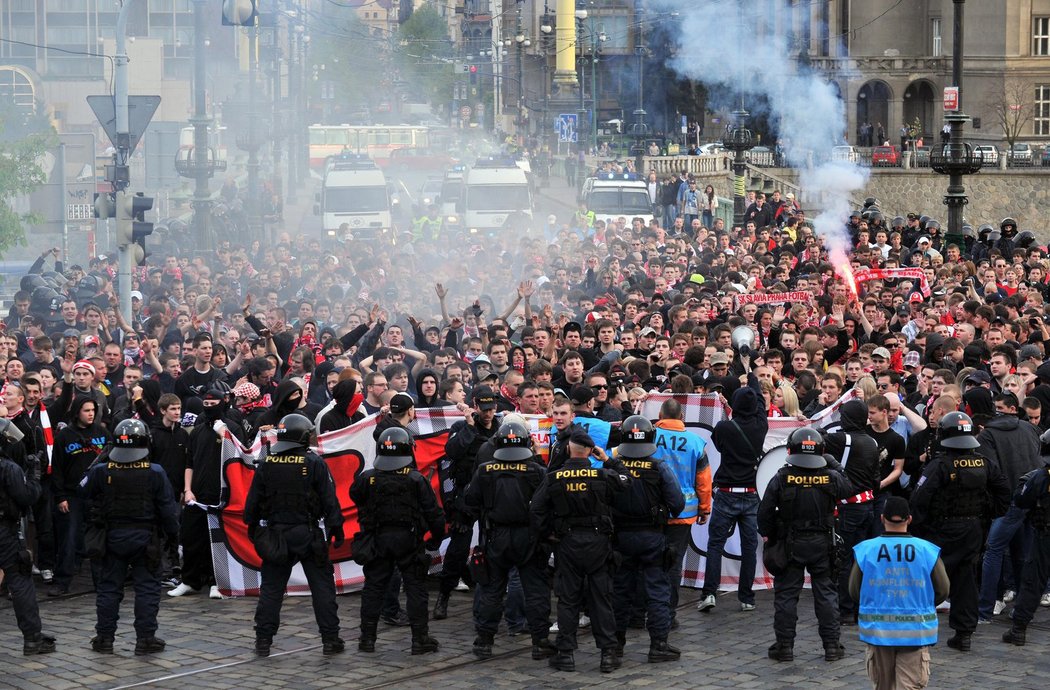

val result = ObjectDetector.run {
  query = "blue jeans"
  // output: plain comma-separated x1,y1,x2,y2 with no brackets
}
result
979,505,1030,619
663,204,677,230
702,210,714,229
702,492,759,604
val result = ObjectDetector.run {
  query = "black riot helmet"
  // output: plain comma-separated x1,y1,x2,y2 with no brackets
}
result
110,418,151,463
1015,230,1036,249
925,219,941,233
1000,217,1018,237
785,427,827,468
375,427,415,471
938,411,980,450
618,415,657,458
493,421,533,461
20,274,47,292
270,413,313,453
891,216,906,229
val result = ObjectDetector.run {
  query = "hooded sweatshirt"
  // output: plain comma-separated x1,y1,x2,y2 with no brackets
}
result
52,396,110,503
711,374,769,488
823,399,879,496
977,414,1043,489
414,368,445,408
254,378,305,431
319,379,365,433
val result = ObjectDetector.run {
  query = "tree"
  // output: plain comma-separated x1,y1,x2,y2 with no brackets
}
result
0,100,55,257
987,79,1033,154
396,4,453,112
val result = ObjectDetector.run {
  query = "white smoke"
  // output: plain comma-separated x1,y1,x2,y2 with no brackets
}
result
654,0,867,253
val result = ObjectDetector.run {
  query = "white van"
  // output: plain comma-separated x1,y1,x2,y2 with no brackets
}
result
463,157,533,233
581,172,654,227
315,154,391,240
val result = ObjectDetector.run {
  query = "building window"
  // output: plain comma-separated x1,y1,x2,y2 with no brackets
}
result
932,19,941,57
1035,84,1050,135
1034,17,1050,56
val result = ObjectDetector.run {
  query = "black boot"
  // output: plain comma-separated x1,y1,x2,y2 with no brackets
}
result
24,634,56,656
322,637,345,655
411,625,439,655
432,592,449,620
946,632,971,652
613,631,626,665
600,648,618,673
359,620,378,653
89,635,113,655
134,637,167,656
1002,625,1027,646
255,636,272,657
531,636,557,659
473,634,494,659
648,638,681,663
548,650,575,672
824,642,845,661
767,641,794,662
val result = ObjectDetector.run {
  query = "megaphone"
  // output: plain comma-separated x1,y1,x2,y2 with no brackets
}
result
731,325,756,357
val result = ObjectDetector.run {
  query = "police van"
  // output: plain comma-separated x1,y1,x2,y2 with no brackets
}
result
314,153,391,240
581,172,654,227
463,157,533,234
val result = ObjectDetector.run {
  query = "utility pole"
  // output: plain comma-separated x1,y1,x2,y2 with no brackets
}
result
247,23,260,238
115,1,133,325
192,0,213,253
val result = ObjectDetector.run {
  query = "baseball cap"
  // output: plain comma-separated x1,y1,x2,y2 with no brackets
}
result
479,370,499,383
903,351,921,369
389,393,415,414
83,335,101,347
63,328,80,338
471,385,497,410
130,290,143,301
871,347,891,361
1019,344,1042,362
709,352,730,366
639,326,658,338
964,370,992,386
570,384,595,406
909,292,924,304
568,428,595,447
882,496,911,524
72,359,95,375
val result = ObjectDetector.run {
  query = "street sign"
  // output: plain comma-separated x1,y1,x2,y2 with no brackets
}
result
557,113,578,143
67,203,94,221
943,86,959,112
87,94,161,155
460,105,472,119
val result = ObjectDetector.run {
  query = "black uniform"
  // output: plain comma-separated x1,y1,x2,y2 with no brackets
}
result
350,465,445,633
243,449,344,647
82,458,180,644
758,461,854,649
611,455,684,644
530,455,631,657
822,400,880,620
910,449,1010,637
0,453,53,653
463,453,550,646
1007,465,1050,633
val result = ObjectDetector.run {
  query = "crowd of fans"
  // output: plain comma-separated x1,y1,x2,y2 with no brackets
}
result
1,168,1048,618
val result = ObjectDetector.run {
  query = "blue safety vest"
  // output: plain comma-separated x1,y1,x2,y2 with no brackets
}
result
853,535,941,646
574,415,612,470
652,427,707,520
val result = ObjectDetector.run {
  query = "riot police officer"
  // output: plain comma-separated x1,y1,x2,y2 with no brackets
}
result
463,420,553,660
911,412,1011,652
244,413,345,657
1001,428,1050,646
0,418,56,655
822,399,880,624
82,419,180,655
758,428,854,662
530,429,631,673
611,416,685,666
350,427,446,655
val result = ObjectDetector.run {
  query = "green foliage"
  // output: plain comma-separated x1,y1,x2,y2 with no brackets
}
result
0,102,55,257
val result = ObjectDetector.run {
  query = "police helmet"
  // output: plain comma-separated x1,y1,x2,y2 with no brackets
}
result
270,413,313,453
0,418,25,445
925,219,941,233
918,215,931,231
978,223,994,240
849,209,862,220
938,411,980,449
785,427,827,468
493,421,533,462
869,210,883,224
961,224,975,238
863,196,880,209
19,274,47,292
1000,217,1018,234
891,216,906,229
203,380,232,402
110,418,151,463
375,427,414,471
1015,230,1036,249
987,229,1002,242
618,415,657,458
30,285,59,310
1040,428,1050,460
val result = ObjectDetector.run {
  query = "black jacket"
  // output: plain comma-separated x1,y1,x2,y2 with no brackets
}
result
711,374,768,488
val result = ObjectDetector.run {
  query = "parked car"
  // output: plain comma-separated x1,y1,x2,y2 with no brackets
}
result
698,142,727,155
912,146,931,167
1041,146,1050,167
747,146,777,166
871,145,901,167
1008,142,1033,166
832,145,859,163
974,145,1000,166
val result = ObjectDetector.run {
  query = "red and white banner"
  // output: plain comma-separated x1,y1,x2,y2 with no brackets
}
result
852,266,931,297
640,388,861,591
735,291,811,306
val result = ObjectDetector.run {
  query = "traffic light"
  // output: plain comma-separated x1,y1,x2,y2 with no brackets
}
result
93,192,116,220
221,0,258,26
469,64,477,85
117,191,154,266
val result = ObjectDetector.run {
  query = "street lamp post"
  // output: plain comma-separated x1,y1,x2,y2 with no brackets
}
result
930,0,982,237
722,108,753,228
